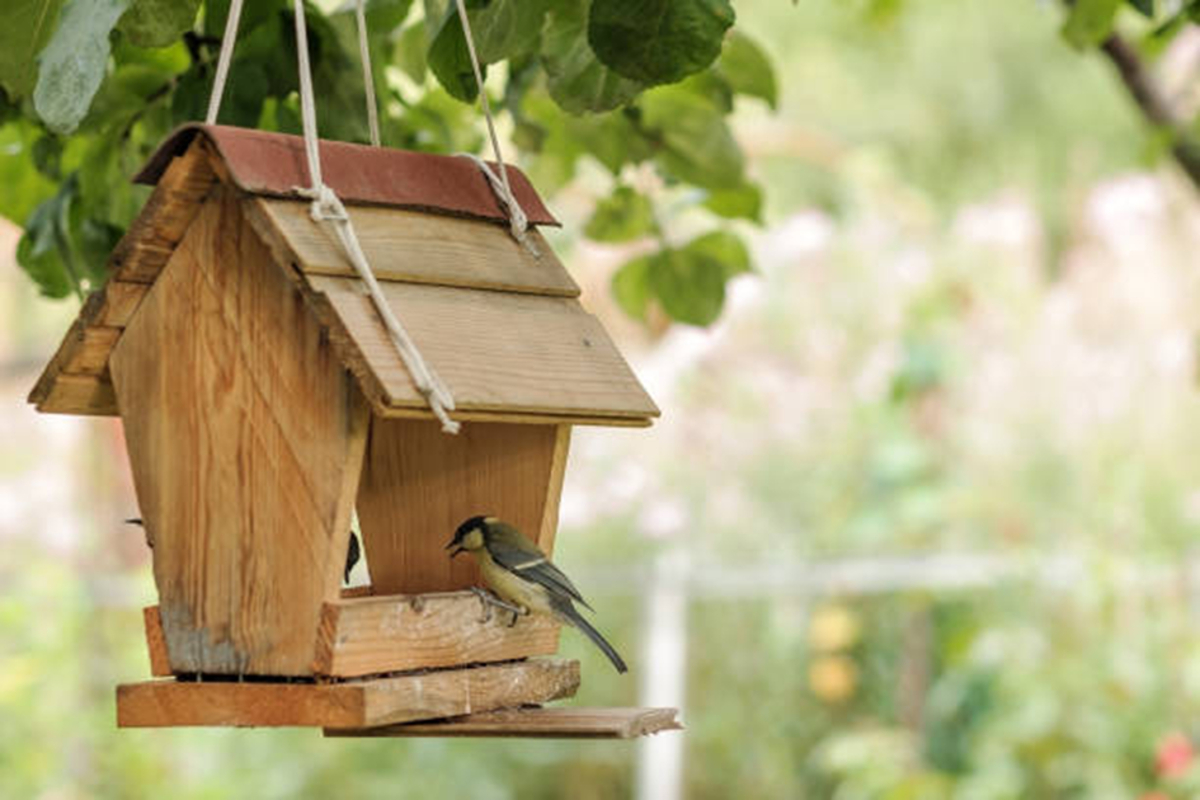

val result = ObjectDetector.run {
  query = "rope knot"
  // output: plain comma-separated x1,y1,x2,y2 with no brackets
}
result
296,183,349,223
457,153,540,259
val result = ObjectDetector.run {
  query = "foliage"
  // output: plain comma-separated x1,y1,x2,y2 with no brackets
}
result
0,0,770,320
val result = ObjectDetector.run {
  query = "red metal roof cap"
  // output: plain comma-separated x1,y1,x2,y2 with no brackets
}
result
135,124,559,226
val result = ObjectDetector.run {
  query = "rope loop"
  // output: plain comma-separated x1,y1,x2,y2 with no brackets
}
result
452,0,539,257
457,153,539,258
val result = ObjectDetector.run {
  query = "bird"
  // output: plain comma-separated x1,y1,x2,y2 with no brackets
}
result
344,530,361,584
446,515,628,674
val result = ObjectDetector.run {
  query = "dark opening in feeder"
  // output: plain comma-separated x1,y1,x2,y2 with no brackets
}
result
28,125,679,738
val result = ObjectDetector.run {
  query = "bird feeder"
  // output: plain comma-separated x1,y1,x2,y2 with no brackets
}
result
28,124,677,738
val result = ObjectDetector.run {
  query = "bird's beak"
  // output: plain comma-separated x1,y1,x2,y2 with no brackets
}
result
446,540,464,558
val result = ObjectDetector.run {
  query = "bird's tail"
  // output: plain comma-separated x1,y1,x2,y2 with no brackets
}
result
553,598,628,674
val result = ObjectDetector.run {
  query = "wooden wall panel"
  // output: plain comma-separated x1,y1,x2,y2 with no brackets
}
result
357,420,570,595
110,186,367,677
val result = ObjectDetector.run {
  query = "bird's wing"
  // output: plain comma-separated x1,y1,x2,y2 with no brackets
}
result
488,523,593,610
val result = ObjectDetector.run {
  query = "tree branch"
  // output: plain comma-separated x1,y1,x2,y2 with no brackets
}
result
1099,34,1200,190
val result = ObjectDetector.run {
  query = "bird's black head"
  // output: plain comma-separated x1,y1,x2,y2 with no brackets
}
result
446,515,492,558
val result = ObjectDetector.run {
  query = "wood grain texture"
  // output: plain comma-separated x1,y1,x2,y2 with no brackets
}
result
313,590,561,678
117,659,580,728
325,706,682,739
111,142,217,284
93,281,150,327
33,373,117,415
308,275,658,421
374,406,652,428
356,420,568,595
254,199,578,297
110,186,368,677
143,607,172,678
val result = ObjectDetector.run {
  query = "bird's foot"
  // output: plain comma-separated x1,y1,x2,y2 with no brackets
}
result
470,587,525,624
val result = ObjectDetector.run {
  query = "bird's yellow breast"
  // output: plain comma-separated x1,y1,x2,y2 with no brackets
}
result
476,550,554,616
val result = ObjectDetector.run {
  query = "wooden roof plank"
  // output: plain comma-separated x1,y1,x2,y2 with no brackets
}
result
255,198,579,297
308,275,659,420
136,124,559,226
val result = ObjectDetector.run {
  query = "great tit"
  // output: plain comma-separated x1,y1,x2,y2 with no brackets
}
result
446,515,628,674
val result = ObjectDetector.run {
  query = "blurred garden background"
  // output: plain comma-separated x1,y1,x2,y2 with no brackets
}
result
6,0,1200,797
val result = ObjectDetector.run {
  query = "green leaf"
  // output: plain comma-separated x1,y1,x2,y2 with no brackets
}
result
541,0,643,114
365,0,415,33
118,0,201,48
568,109,654,173
0,0,64,98
1128,0,1154,17
425,0,485,102
1062,0,1123,48
470,0,549,64
648,247,728,326
612,254,654,320
717,31,776,109
588,0,734,86
639,85,744,189
33,0,130,134
585,186,656,242
395,21,428,83
204,0,286,38
681,229,752,278
704,182,763,223
17,175,79,299
0,121,58,224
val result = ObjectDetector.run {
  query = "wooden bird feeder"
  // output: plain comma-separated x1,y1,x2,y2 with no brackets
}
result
29,125,678,738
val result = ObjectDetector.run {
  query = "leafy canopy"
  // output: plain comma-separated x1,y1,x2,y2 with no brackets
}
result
0,0,775,329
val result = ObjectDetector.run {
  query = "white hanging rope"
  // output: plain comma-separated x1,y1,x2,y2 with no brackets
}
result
206,0,380,144
452,0,538,258
205,0,245,124
355,0,381,147
292,0,459,433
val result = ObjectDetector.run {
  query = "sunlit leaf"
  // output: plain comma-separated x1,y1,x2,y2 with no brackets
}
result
639,85,744,189
0,0,64,98
717,31,777,109
704,182,763,223
118,0,201,48
33,0,130,134
1062,0,1123,48
585,186,656,242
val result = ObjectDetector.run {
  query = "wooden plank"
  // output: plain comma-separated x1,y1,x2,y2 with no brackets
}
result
31,142,214,416
537,425,571,554
253,198,579,297
143,607,172,678
111,142,217,284
93,280,150,327
117,659,580,728
309,275,658,421
313,591,561,678
110,185,369,677
374,405,652,428
325,706,682,739
60,326,120,376
34,373,117,416
357,420,561,595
